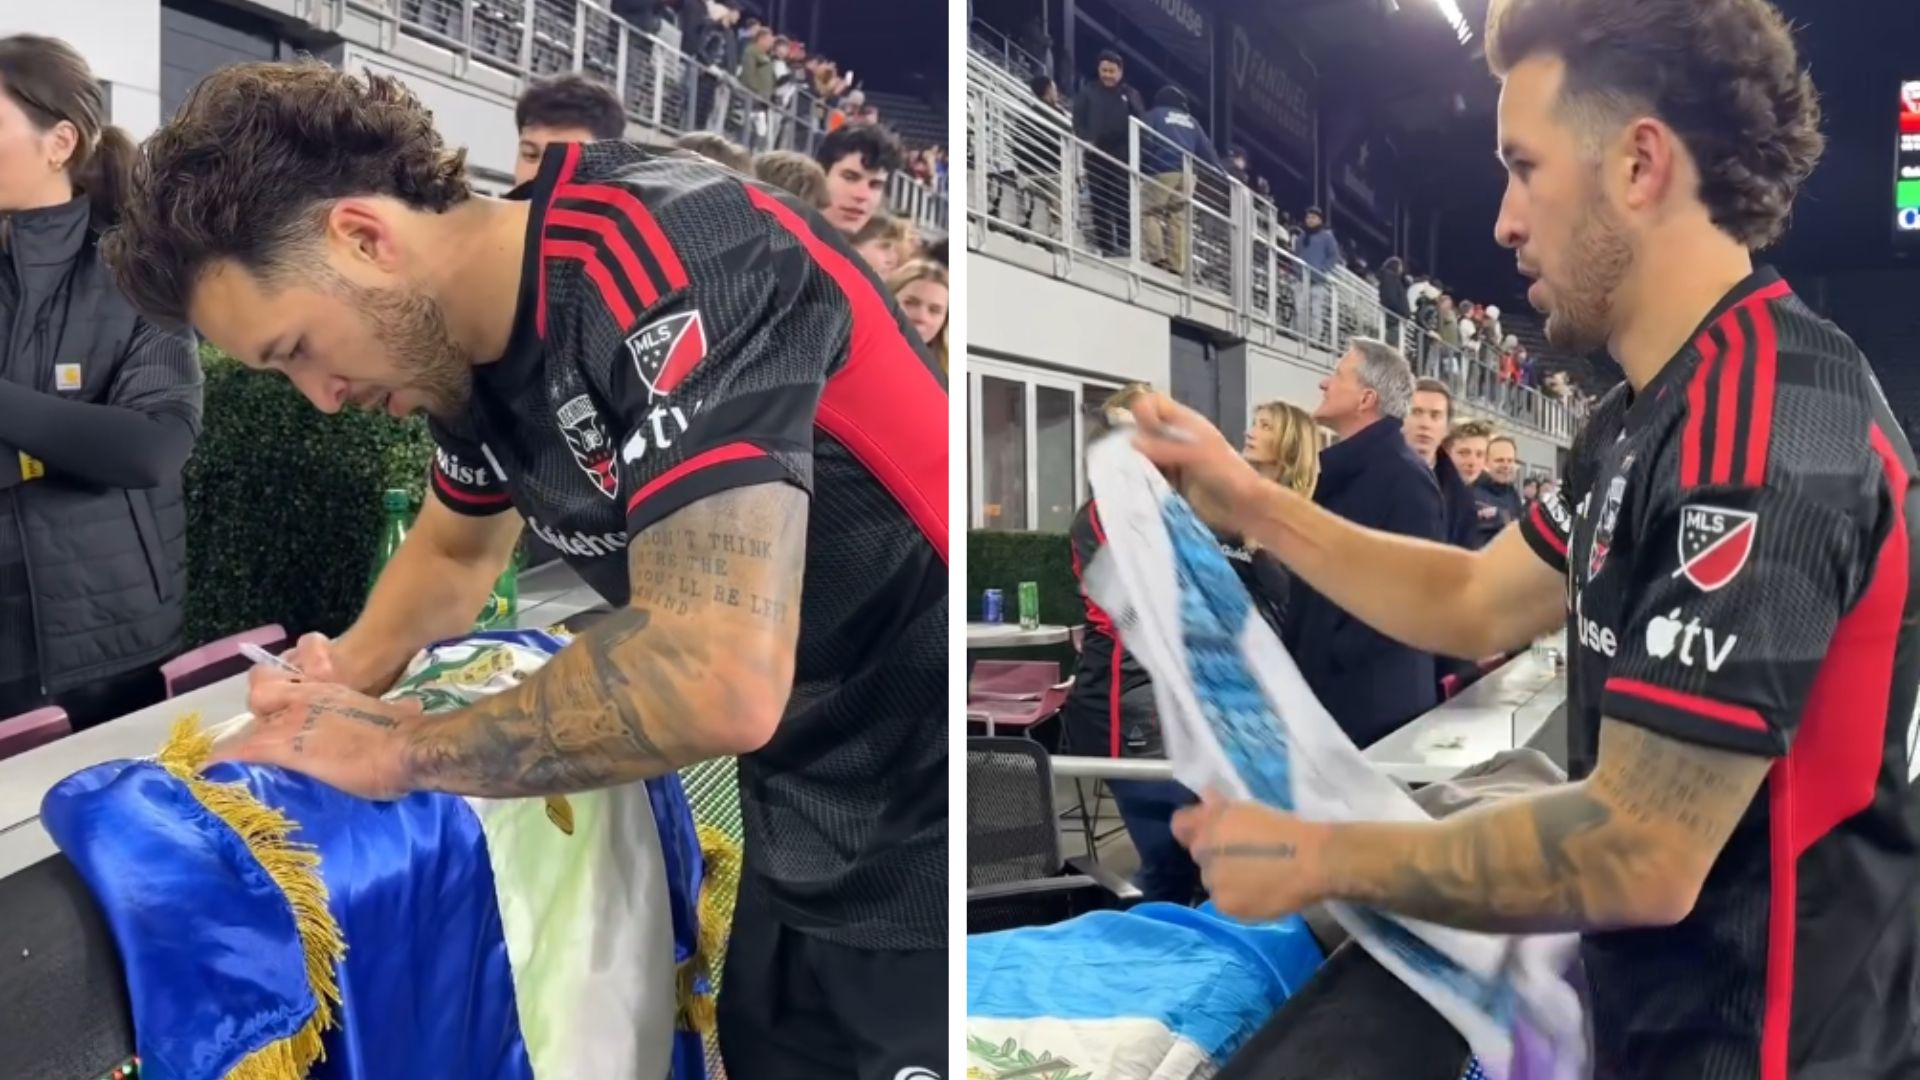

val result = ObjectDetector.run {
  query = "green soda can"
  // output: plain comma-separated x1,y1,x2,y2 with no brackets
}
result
1018,580,1040,630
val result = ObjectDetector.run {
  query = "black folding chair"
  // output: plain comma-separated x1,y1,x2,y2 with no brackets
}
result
966,736,1139,933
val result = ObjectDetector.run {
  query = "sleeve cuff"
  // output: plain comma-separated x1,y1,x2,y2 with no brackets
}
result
430,467,514,516
1518,502,1569,573
1602,677,1784,757
624,441,804,534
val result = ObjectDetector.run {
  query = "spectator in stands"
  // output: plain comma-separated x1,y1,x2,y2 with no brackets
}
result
1228,400,1322,636
851,212,911,278
1517,344,1536,388
1072,50,1144,257
752,148,828,207
1407,271,1440,313
739,25,776,99
1139,86,1219,275
1521,476,1539,502
1377,255,1412,334
1435,293,1461,346
512,74,626,186
1291,339,1443,746
0,35,201,728
1406,378,1478,548
1227,145,1273,201
1447,419,1490,483
1296,207,1343,342
888,259,948,370
1067,383,1200,904
814,122,904,236
672,130,752,172
1473,434,1525,547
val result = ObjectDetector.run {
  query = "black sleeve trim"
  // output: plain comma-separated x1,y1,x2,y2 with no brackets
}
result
1603,676,1784,758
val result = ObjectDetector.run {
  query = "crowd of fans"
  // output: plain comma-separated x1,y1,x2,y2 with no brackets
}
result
517,72,950,369
975,35,1597,429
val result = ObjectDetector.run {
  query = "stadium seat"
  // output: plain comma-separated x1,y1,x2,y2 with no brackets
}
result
0,706,70,761
159,624,289,698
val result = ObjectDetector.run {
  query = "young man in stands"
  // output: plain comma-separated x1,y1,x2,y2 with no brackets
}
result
1129,1,1920,1076
108,62,947,1080
512,74,626,186
1406,378,1477,549
1446,417,1491,493
813,122,904,236
1473,433,1525,546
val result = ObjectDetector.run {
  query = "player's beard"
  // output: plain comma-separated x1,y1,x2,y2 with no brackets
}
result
1542,184,1633,355
352,282,473,419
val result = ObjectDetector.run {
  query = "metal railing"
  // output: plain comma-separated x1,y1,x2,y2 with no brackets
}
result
348,0,947,234
966,47,1577,443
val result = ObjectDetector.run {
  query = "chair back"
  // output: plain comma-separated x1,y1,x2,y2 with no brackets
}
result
969,659,1060,698
0,706,71,760
967,736,1065,888
159,625,289,698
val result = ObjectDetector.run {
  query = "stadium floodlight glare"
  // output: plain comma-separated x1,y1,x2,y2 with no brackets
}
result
1429,0,1473,45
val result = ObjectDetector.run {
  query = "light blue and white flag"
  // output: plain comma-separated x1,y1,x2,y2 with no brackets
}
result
1084,434,1586,1080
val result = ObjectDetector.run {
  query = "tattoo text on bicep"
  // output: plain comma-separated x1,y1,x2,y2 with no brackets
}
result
1587,721,1759,847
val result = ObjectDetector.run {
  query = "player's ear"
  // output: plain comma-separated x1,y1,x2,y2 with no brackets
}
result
325,199,402,272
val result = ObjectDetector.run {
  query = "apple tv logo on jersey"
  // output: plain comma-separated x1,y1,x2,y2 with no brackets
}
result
1645,608,1737,673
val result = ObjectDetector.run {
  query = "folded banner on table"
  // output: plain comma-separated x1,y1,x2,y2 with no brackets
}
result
967,902,1325,1079
41,629,720,1080
1083,434,1586,1080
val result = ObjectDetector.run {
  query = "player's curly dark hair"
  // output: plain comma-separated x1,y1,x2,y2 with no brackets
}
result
103,60,471,326
1486,0,1823,248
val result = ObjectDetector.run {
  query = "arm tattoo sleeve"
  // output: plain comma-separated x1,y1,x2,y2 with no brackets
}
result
1320,720,1771,933
401,482,807,797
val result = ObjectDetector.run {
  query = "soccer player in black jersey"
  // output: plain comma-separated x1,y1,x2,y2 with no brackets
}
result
1124,1,1920,1078
104,63,947,1079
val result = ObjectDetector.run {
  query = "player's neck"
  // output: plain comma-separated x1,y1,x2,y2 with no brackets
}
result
425,197,532,367
1609,227,1753,393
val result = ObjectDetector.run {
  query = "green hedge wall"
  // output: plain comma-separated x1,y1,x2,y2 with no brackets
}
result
964,529,1082,625
182,345,435,647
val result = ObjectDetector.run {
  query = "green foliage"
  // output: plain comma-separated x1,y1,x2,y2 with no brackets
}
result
182,344,434,646
964,529,1081,626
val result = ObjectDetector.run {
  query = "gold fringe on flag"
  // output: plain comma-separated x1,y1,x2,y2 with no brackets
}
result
155,717,347,1080
675,822,742,1035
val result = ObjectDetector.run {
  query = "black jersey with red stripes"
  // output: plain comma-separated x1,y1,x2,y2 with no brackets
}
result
1516,268,1920,1079
427,141,947,950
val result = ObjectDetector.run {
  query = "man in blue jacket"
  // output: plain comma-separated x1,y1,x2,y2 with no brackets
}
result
1286,339,1444,746
1295,207,1343,345
1140,86,1219,275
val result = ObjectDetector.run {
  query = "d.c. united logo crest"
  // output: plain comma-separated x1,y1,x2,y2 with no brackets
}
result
625,310,708,400
1675,505,1757,592
1586,473,1627,579
556,394,618,500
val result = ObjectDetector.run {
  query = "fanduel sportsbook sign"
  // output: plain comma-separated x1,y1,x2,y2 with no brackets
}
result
1228,23,1315,161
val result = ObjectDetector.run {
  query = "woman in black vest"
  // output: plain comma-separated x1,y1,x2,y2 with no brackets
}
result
0,36,202,728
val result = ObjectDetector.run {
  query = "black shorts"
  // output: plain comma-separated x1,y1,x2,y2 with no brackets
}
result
717,879,947,1080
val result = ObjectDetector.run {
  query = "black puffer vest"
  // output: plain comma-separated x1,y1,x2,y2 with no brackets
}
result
0,199,190,694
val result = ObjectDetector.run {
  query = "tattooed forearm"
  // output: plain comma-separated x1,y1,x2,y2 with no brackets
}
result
1318,719,1770,933
401,482,807,797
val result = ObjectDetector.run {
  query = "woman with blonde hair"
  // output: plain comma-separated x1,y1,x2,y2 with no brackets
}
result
887,258,947,369
1225,399,1320,636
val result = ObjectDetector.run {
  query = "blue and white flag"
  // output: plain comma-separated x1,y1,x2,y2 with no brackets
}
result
1084,434,1586,1080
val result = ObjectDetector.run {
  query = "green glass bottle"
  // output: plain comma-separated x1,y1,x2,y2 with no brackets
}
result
475,543,521,630
369,488,411,594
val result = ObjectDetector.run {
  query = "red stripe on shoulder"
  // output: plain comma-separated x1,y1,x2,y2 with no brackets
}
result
536,144,585,339
558,182,690,292
546,206,662,310
1744,300,1780,487
1526,502,1568,557
543,238,636,332
1605,677,1768,732
1682,332,1721,488
1711,309,1748,486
